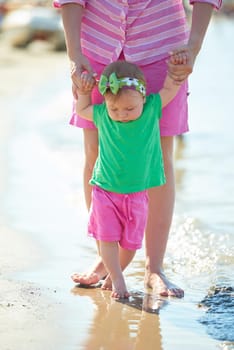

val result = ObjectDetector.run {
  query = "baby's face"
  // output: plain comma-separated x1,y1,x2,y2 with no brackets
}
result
105,90,144,123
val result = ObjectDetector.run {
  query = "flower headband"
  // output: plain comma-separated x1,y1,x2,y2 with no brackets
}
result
98,72,146,97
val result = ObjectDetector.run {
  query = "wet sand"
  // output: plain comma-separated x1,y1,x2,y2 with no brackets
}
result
0,36,232,349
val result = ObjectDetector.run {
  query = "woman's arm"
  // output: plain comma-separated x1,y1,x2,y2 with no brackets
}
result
60,3,94,97
168,2,214,83
188,2,214,56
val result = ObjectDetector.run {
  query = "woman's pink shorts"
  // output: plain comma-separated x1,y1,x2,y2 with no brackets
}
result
70,54,189,136
88,186,148,251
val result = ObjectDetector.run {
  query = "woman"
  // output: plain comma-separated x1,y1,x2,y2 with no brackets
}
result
54,0,222,297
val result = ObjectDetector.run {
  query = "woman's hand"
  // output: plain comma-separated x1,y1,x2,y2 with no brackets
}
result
167,45,197,84
76,72,97,95
70,53,95,98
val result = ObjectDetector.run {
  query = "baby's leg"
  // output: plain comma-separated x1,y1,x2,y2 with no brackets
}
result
102,246,136,290
99,241,134,299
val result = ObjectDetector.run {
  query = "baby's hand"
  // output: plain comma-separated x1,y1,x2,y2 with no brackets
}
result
77,72,97,94
169,50,188,65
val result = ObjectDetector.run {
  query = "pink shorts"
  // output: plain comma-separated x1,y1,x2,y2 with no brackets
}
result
70,53,189,136
88,186,148,250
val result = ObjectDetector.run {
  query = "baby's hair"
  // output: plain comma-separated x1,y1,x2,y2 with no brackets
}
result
102,60,146,83
101,60,146,100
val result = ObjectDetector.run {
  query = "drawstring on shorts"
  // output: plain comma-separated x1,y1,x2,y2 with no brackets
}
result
123,194,133,222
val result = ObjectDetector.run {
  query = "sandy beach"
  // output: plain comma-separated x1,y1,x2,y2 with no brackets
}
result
0,18,233,350
0,42,72,350
0,229,65,350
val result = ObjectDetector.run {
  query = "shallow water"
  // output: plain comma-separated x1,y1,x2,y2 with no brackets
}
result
1,16,234,350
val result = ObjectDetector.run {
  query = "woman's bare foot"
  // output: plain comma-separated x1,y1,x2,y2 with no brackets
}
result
71,272,101,285
71,259,107,285
111,276,130,300
145,269,184,298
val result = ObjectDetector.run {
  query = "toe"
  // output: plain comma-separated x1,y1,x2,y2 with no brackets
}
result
168,288,184,298
101,284,112,291
71,273,80,283
111,291,130,300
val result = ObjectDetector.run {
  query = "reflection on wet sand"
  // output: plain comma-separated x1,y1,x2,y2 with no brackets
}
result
118,291,168,314
71,286,165,350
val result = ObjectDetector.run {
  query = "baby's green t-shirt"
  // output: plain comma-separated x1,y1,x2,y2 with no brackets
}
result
90,93,166,194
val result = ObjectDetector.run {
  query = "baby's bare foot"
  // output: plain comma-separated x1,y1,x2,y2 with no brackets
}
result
101,275,112,290
145,270,184,298
111,277,129,300
112,290,129,299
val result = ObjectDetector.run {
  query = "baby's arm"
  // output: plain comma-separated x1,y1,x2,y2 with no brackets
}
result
159,51,188,108
75,72,96,120
159,74,182,109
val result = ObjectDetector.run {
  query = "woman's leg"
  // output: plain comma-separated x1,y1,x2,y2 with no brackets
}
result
82,128,99,210
71,128,107,284
144,136,184,297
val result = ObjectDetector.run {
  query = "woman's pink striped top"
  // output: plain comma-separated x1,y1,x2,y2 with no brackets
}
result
54,0,222,65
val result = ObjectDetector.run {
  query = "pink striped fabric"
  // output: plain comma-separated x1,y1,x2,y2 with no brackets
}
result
54,0,222,65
